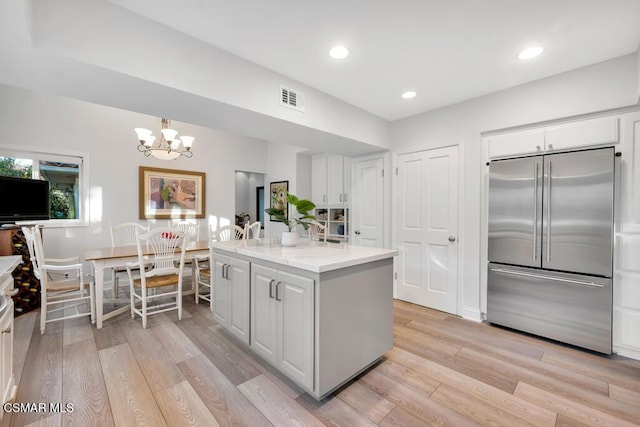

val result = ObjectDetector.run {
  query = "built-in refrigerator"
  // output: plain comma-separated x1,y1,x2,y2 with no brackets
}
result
487,147,614,354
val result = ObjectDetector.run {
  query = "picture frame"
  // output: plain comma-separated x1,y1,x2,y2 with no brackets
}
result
269,180,289,222
139,166,206,219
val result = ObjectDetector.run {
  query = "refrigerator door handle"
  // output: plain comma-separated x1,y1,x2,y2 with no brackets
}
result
546,161,552,263
533,162,538,261
489,267,605,288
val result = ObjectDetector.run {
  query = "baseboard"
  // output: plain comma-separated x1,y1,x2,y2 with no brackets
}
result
613,344,640,361
462,306,483,322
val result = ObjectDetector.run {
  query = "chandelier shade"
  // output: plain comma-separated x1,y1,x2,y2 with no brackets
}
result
135,118,194,160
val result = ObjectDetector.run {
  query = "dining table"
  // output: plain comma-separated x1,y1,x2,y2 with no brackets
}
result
84,240,209,329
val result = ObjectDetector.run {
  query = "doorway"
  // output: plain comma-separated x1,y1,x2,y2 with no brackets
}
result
235,171,265,236
395,145,460,314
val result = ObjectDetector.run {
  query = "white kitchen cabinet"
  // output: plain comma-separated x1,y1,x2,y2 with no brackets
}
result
250,264,314,390
212,253,250,345
0,303,12,408
486,128,545,159
613,110,640,359
311,155,327,205
311,154,350,206
545,116,619,152
486,115,620,159
0,256,19,417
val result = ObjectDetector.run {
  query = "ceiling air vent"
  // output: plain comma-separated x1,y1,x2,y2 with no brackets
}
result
280,86,305,112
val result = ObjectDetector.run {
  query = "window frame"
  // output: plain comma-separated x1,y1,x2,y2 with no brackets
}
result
0,145,90,228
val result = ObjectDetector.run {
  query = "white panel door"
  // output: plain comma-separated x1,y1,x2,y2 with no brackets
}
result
352,157,384,247
396,146,459,314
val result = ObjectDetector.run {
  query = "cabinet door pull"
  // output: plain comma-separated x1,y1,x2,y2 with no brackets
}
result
6,288,18,297
222,264,229,279
344,193,347,202
268,279,275,299
2,327,10,334
339,194,343,203
275,281,282,301
323,195,326,203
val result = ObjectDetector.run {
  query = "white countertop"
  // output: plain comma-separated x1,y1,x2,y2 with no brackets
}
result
0,255,21,280
211,239,397,273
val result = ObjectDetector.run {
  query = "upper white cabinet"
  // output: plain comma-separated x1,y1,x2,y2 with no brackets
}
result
311,155,327,205
486,128,545,159
312,154,350,206
545,116,619,152
487,115,620,159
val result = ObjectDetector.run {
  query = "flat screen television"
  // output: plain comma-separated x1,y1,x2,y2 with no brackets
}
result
0,176,50,223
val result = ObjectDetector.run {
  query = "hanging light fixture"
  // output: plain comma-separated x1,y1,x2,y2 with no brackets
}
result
134,118,194,160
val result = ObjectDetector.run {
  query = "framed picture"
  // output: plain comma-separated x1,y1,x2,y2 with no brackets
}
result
139,166,206,219
269,180,289,221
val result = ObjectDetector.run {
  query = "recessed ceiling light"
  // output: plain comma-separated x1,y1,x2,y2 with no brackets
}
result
329,46,349,59
401,91,417,99
518,46,544,60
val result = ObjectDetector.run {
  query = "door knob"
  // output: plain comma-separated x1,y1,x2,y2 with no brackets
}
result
448,236,456,242
355,230,361,235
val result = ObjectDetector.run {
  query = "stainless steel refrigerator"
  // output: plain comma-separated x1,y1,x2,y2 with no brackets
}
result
487,147,614,354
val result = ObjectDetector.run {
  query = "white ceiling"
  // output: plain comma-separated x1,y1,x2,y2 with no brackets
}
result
105,0,640,121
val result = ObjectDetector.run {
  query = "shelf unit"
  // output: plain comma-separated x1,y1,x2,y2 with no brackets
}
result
314,208,349,241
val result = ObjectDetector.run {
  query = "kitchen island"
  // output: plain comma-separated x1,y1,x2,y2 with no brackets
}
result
210,239,397,399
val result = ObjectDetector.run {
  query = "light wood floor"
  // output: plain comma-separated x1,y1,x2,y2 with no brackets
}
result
3,298,640,426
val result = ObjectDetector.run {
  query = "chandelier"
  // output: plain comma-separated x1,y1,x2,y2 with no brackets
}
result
134,118,194,160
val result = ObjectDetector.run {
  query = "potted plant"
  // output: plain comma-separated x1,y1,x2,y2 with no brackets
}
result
265,191,316,246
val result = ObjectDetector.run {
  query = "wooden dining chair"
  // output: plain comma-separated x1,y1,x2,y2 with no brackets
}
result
109,222,150,299
22,225,95,334
125,228,187,329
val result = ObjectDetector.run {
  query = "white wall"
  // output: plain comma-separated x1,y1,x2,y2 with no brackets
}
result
0,83,268,262
264,141,308,238
391,53,639,319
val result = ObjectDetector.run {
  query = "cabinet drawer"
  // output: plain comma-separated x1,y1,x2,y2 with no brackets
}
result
488,264,612,353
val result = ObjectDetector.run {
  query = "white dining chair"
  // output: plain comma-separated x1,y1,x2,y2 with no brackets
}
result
215,225,245,241
109,222,150,299
22,225,95,334
308,220,327,241
193,224,245,307
125,228,187,329
244,221,261,240
167,220,200,243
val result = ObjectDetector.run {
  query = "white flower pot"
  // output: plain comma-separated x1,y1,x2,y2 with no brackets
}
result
281,231,298,247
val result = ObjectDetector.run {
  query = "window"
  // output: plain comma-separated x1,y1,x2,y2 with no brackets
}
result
0,149,86,224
